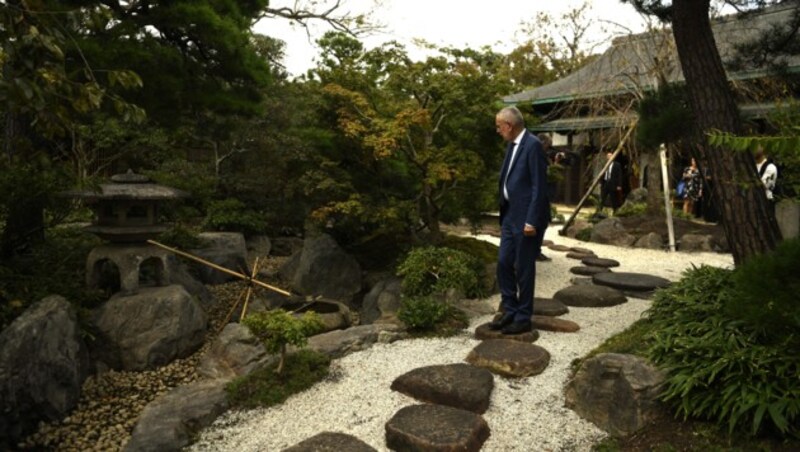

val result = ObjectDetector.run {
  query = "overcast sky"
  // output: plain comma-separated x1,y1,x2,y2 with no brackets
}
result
253,0,651,77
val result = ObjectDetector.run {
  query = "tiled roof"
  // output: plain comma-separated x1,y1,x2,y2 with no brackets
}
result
505,4,800,105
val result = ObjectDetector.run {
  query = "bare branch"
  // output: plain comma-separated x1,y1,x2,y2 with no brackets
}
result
255,0,382,37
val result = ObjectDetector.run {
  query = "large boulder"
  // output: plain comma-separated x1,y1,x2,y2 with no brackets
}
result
626,187,648,204
360,277,402,325
679,233,714,252
304,324,403,359
565,353,665,437
93,285,207,371
189,232,249,285
0,296,90,445
287,234,362,304
591,218,636,247
197,323,275,380
166,255,215,310
124,379,229,452
634,232,663,250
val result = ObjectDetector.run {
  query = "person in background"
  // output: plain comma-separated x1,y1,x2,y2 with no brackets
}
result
754,146,778,214
599,150,623,214
491,106,550,335
682,158,702,216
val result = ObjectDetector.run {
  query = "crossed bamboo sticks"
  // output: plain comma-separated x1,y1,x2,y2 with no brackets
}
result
147,239,292,332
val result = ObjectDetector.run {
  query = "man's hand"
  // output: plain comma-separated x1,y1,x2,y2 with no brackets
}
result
523,224,537,236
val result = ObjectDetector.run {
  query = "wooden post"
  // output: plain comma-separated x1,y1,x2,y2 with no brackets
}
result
559,122,637,235
660,144,677,252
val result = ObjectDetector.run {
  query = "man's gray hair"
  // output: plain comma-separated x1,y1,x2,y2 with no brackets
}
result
498,106,525,128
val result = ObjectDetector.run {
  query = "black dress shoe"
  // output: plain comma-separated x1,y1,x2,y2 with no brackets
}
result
502,320,533,335
489,314,514,331
537,253,551,262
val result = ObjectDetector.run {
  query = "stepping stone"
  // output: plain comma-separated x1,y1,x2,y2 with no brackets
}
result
553,284,627,307
391,364,494,414
542,239,554,246
532,315,580,333
533,297,569,316
570,246,594,254
385,404,490,452
592,272,671,292
566,251,595,260
548,244,571,252
570,266,611,276
466,339,550,378
283,432,376,452
475,323,539,343
581,256,621,268
570,277,594,286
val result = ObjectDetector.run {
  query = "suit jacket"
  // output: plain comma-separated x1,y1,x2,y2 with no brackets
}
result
499,130,551,229
601,161,623,193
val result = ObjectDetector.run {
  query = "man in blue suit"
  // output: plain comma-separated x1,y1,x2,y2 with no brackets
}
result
490,106,550,335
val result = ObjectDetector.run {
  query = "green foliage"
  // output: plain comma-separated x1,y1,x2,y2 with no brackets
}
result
398,296,449,331
575,227,593,242
646,265,800,437
226,349,330,409
397,247,485,298
636,83,694,148
441,235,499,267
145,160,217,215
616,202,648,217
0,226,104,329
156,225,203,250
242,309,325,356
203,198,267,236
725,238,800,341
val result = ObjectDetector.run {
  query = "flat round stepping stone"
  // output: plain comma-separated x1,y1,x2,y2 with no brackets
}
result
592,272,671,292
283,432,377,452
548,244,571,252
532,315,580,333
581,256,621,268
542,239,554,246
570,246,594,254
391,364,494,414
553,284,627,307
385,404,490,452
533,297,569,316
570,266,611,276
570,277,594,286
475,323,539,343
466,339,550,378
566,251,595,260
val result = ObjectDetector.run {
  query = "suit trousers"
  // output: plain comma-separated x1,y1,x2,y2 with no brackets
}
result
496,214,546,322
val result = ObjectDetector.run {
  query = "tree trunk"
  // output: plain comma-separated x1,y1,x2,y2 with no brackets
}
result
671,0,781,265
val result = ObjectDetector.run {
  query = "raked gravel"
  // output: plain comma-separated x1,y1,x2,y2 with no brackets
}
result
190,229,734,452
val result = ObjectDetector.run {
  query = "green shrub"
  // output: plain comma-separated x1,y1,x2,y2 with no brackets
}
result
615,202,647,217
226,349,330,409
398,296,448,330
575,227,593,242
203,198,267,236
242,309,324,374
646,265,800,437
725,238,800,340
156,224,203,250
0,226,105,329
396,246,484,298
441,235,498,266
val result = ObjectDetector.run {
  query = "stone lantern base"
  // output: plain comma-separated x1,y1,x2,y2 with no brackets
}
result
87,243,172,295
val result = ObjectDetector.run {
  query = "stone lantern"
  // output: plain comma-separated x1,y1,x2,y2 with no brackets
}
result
67,170,188,295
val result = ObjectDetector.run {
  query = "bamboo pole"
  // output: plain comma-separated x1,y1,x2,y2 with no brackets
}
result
239,257,261,321
559,121,637,235
146,239,291,296
218,287,247,334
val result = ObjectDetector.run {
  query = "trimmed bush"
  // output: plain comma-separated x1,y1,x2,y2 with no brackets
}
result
396,246,484,298
203,198,267,236
397,296,448,331
616,202,647,217
646,265,800,436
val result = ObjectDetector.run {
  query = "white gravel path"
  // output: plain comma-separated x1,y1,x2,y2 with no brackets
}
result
190,228,733,452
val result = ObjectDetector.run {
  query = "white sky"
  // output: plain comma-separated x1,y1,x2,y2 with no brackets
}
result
253,0,651,77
